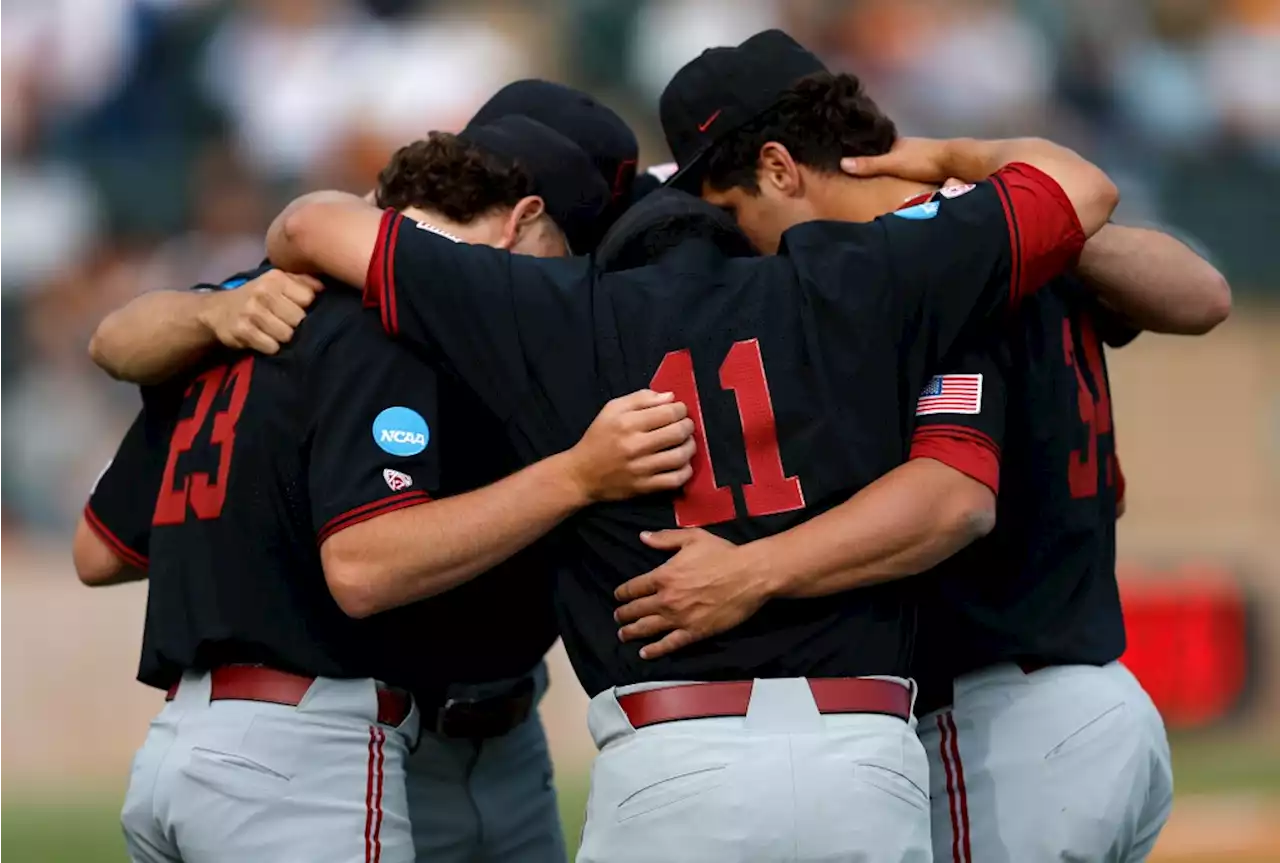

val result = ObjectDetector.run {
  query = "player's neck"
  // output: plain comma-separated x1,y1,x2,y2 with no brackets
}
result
821,175,939,223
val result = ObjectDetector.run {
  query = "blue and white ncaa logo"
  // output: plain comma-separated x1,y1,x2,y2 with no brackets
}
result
372,407,429,456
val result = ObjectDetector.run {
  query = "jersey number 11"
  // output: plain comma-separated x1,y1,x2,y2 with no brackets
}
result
651,339,805,528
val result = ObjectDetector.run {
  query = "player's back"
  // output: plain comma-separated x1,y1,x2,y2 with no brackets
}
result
913,274,1126,704
365,170,1086,695
141,289,414,688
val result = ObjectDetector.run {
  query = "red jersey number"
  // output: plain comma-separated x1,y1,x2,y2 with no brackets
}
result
650,339,805,527
153,357,255,525
1063,315,1115,499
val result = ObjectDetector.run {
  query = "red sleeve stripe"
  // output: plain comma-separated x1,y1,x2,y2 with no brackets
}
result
910,428,1001,494
989,172,1022,309
913,424,1000,458
991,163,1087,308
364,209,403,337
82,504,148,570
363,209,393,312
383,212,402,336
316,489,432,545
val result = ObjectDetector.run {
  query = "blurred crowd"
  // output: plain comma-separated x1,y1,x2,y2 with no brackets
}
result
3,0,1279,533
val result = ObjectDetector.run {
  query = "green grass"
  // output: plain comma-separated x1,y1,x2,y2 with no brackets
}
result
1,778,593,863
4,737,1276,862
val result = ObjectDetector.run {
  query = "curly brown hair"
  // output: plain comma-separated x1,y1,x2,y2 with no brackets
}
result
703,72,898,193
375,132,534,221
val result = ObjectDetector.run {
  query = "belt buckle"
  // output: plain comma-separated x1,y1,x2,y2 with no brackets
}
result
434,677,535,739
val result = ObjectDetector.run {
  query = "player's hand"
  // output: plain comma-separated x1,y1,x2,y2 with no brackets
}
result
613,528,772,660
840,137,954,184
565,390,695,502
197,270,323,355
842,157,971,193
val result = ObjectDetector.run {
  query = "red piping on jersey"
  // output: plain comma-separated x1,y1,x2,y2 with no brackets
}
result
363,210,392,313
316,490,432,546
910,426,1001,494
990,174,1022,309
82,504,148,570
384,214,402,336
990,163,1087,308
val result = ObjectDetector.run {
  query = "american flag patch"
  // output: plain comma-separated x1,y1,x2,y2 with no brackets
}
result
916,374,983,416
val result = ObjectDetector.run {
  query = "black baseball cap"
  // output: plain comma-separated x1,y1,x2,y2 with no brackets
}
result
458,114,610,254
471,79,639,208
660,30,827,193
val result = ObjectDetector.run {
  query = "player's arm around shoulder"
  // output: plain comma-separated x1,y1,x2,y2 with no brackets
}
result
318,389,696,618
88,269,323,385
267,191,383,287
1075,223,1231,335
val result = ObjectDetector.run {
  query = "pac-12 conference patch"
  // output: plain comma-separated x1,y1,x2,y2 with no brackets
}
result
383,468,413,491
372,407,430,456
916,374,983,415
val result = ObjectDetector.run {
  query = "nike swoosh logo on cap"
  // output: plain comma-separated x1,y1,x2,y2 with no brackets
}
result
698,109,723,133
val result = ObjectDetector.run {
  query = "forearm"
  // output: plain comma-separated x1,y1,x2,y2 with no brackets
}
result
267,191,375,283
1076,224,1231,335
748,460,995,600
89,291,219,384
323,452,588,616
941,138,1117,236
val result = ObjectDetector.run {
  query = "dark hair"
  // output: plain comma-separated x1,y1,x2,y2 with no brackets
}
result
703,72,897,193
376,132,534,221
596,188,756,273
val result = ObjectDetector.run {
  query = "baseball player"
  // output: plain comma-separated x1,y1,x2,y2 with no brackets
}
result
73,117,699,863
82,80,646,863
264,115,1116,859
609,30,1228,862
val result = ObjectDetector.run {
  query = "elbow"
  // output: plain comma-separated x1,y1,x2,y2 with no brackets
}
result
72,520,125,586
1188,270,1232,334
87,316,126,380
323,558,384,619
269,205,317,272
321,533,399,619
948,483,997,546
1087,174,1121,237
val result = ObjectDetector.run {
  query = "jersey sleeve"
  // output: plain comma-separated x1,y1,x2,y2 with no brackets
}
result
884,163,1087,355
361,209,590,421
908,346,1008,495
306,311,439,545
83,404,172,570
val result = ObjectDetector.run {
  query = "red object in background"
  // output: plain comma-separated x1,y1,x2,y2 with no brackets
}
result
1119,563,1252,729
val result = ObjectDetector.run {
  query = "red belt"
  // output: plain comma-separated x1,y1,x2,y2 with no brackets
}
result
617,678,911,729
165,665,411,727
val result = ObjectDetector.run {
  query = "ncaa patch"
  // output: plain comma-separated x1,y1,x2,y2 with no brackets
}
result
939,183,976,199
383,468,413,491
372,407,430,456
893,201,940,220
917,374,983,415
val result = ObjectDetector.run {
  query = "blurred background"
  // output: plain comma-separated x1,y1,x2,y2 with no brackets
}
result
2,0,1278,860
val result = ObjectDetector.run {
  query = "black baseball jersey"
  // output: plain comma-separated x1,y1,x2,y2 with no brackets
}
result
86,282,558,691
361,164,1086,695
912,274,1130,710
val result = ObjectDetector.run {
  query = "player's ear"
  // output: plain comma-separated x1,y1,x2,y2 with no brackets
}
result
497,196,548,250
758,142,803,198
